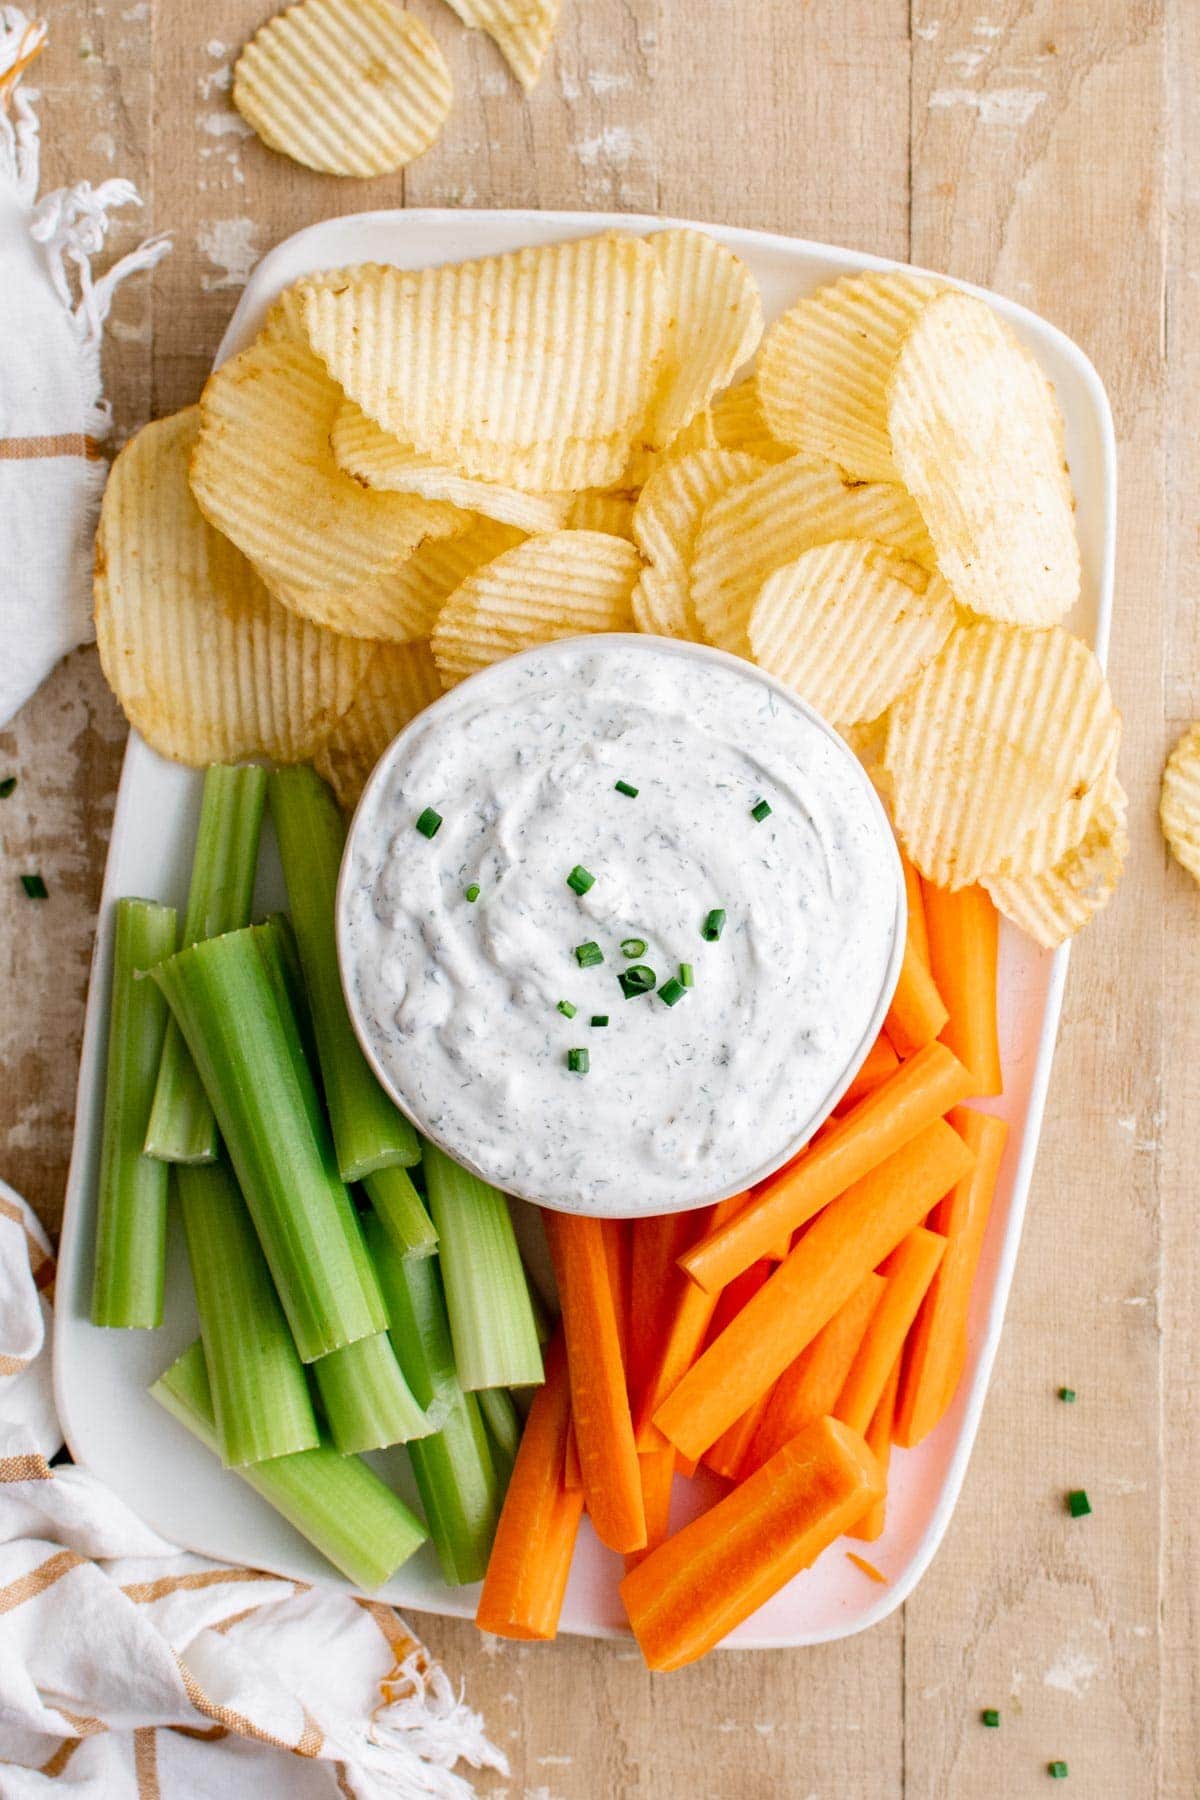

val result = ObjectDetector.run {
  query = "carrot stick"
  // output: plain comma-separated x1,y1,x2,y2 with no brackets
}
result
476,1333,582,1641
654,1120,974,1461
619,1415,884,1671
742,1271,886,1476
894,1108,1008,1447
600,1218,632,1368
680,1042,977,1295
563,1419,581,1490
884,938,949,1059
697,1258,776,1478
901,848,930,967
624,1449,676,1572
848,1356,900,1543
634,1194,748,1451
703,1394,773,1481
834,1228,946,1435
626,1212,697,1419
922,882,1002,1097
833,1032,900,1115
545,1213,646,1553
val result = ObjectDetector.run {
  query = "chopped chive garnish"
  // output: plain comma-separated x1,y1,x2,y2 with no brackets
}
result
659,977,686,1007
679,962,694,987
619,965,656,1000
566,864,596,896
464,884,480,903
556,999,577,1019
590,1015,609,1027
567,1048,589,1074
1048,1763,1069,1780
981,1709,1000,1728
1058,1386,1076,1403
574,940,603,968
751,798,772,822
620,937,647,959
415,807,442,839
614,779,638,798
0,776,15,798
1067,1489,1091,1518
20,873,47,899
702,908,726,941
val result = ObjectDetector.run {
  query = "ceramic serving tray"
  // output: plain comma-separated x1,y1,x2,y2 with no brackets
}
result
55,208,1115,1648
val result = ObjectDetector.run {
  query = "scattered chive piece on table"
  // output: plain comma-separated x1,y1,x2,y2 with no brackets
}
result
590,1015,609,1028
1059,1386,1076,1402
659,977,686,1007
615,779,638,798
1048,1763,1069,1780
621,937,647,959
750,798,772,822
1067,1488,1091,1518
680,962,694,988
566,865,596,896
619,965,656,1000
702,908,726,941
567,1048,589,1074
20,873,47,899
0,775,15,797
557,999,578,1019
981,1709,1001,1728
574,940,604,967
465,884,480,903
415,806,443,838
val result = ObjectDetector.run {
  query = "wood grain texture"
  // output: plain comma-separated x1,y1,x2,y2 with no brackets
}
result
2,2,1194,1794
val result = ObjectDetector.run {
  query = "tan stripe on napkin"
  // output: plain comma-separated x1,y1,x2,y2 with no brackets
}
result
0,434,103,461
39,1737,83,1778
121,1566,267,1605
0,1548,84,1614
0,1451,53,1481
175,1654,323,1757
56,1708,107,1737
0,1192,57,1289
134,1727,160,1800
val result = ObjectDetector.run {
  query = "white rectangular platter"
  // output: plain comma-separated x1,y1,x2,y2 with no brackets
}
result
55,208,1115,1648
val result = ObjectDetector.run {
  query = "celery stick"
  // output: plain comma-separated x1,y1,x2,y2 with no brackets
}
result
476,1386,521,1492
145,765,266,1164
151,924,385,1361
152,1342,425,1590
260,910,321,1079
268,767,419,1180
178,1159,318,1466
312,1331,431,1454
91,897,177,1328
364,1165,437,1260
422,1141,544,1391
366,1214,502,1585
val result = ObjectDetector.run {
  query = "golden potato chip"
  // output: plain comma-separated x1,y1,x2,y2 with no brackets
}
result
630,563,697,641
191,336,468,594
232,0,451,177
438,0,559,90
261,269,347,346
264,518,526,642
637,230,763,451
628,449,765,641
431,530,640,687
691,454,933,655
303,235,669,492
565,492,636,539
709,378,791,461
621,408,720,488
748,539,957,726
840,715,890,788
993,729,1121,880
95,410,370,766
985,778,1128,947
883,621,1120,889
313,639,443,810
888,289,1080,626
1160,722,1200,884
757,270,943,480
332,399,571,534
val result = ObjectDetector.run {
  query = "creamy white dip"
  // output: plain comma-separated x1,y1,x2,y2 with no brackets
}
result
338,637,901,1215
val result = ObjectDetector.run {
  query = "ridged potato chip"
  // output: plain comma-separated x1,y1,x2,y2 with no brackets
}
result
631,563,696,641
302,235,669,492
884,621,1120,889
265,518,526,642
94,410,369,766
332,400,570,533
566,492,636,539
749,539,957,727
629,449,765,640
637,230,763,452
232,0,452,177
709,378,791,461
985,777,1128,947
1160,722,1200,883
439,0,559,90
191,336,468,594
313,639,443,809
888,289,1080,626
757,270,943,481
431,530,640,687
261,269,345,346
993,729,1121,880
691,454,933,655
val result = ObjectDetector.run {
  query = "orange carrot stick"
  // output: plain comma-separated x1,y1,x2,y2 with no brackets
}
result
619,1416,884,1671
563,1419,581,1490
848,1356,900,1543
681,1042,977,1295
894,1108,1008,1447
626,1212,697,1418
634,1194,749,1451
742,1270,886,1476
833,1032,900,1115
901,848,930,967
624,1449,676,1572
922,882,1002,1097
654,1120,974,1461
696,1258,776,1478
476,1333,583,1641
834,1228,946,1435
545,1213,646,1554
600,1218,632,1368
884,938,950,1059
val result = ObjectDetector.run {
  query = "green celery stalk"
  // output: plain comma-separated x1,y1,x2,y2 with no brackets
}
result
364,1165,437,1260
268,766,419,1180
422,1141,544,1391
523,1263,556,1346
260,909,321,1078
367,1213,502,1585
476,1387,521,1493
178,1159,319,1466
312,1331,431,1454
151,1342,425,1590
91,897,177,1328
151,923,385,1361
145,764,267,1164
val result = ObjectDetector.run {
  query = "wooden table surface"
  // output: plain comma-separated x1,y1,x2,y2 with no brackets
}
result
3,2,1195,1793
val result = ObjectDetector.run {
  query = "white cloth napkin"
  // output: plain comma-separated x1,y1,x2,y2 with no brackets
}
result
0,1177,507,1796
0,8,170,729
